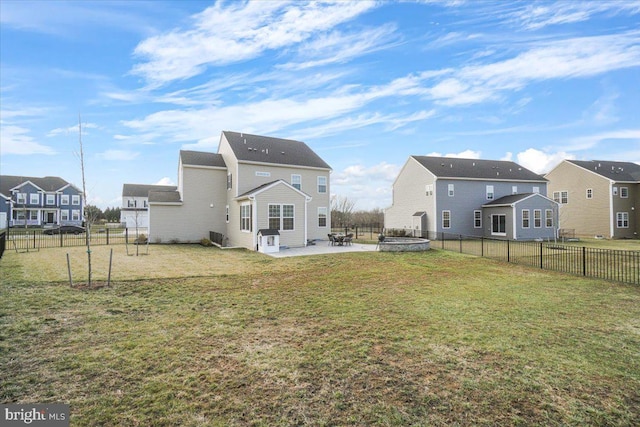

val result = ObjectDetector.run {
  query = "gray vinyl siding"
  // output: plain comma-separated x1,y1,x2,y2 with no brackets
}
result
483,206,514,240
512,197,557,240
435,179,547,236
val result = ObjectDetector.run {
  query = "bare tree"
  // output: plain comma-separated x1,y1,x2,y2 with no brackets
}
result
78,115,93,287
331,195,356,228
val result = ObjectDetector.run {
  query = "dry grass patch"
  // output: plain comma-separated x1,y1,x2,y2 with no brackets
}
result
1,247,639,426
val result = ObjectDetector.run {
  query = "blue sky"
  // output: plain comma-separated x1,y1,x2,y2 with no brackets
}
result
1,0,639,210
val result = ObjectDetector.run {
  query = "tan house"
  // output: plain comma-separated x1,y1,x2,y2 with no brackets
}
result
148,131,332,251
545,160,639,239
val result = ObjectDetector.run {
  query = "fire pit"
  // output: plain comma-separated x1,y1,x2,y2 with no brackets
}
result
378,237,431,252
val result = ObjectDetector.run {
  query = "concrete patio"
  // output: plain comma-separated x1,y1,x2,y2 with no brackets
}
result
266,241,378,257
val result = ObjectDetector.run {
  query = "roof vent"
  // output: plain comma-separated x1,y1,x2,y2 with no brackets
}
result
281,151,285,155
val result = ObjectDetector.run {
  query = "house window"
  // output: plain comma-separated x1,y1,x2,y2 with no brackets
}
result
448,184,454,197
72,195,80,205
534,209,542,228
522,210,530,228
486,185,494,200
586,189,593,199
269,204,294,231
491,214,506,235
72,210,80,221
317,176,327,193
291,174,301,191
620,187,629,198
512,186,518,195
30,194,39,204
612,187,618,196
425,184,433,196
61,210,69,221
553,191,568,204
61,194,69,205
474,210,482,228
616,212,629,228
533,186,540,194
442,210,451,229
545,209,553,228
46,194,55,205
16,193,26,204
318,207,327,227
29,210,38,221
240,204,251,231
143,200,148,208
128,199,136,208
15,210,25,220
227,173,233,190
225,205,229,223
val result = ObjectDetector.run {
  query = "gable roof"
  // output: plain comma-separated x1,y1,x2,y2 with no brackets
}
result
0,175,76,198
566,160,640,182
222,131,331,170
411,156,546,182
180,150,226,168
236,179,311,200
483,192,557,207
122,183,177,198
148,190,182,204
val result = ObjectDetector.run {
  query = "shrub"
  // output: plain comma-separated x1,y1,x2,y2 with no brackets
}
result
200,238,213,247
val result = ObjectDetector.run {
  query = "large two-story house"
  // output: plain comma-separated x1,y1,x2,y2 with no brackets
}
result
148,131,332,251
0,175,84,229
120,184,177,228
546,160,639,239
385,156,559,240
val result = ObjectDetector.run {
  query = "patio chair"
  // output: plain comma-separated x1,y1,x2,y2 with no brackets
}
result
343,233,354,246
328,234,335,246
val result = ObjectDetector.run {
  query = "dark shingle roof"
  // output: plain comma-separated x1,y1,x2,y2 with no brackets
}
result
483,193,536,206
122,184,177,197
566,160,640,182
180,150,226,168
148,190,182,203
223,131,331,170
411,156,546,181
0,175,76,197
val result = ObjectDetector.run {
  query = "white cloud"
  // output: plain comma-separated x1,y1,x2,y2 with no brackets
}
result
131,1,377,85
47,122,99,137
426,149,482,159
565,129,640,151
516,148,574,174
97,149,140,161
509,2,640,30
332,161,401,209
154,177,175,186
0,122,56,155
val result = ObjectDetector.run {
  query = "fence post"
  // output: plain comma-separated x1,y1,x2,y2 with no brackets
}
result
507,239,510,263
539,242,543,269
125,228,129,244
583,246,587,277
441,232,444,249
60,230,63,248
33,231,36,249
106,228,109,245
481,236,484,257
459,235,462,253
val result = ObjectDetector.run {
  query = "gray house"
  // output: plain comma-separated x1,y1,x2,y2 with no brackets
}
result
120,184,177,228
385,156,559,240
0,175,84,229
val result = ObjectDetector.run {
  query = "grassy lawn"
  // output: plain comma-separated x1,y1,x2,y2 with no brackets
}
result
1,246,639,426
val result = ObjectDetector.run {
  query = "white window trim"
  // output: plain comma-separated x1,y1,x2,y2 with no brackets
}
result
486,185,494,200
16,193,27,204
448,184,454,197
72,195,81,205
522,209,530,229
317,176,327,194
473,210,482,228
491,214,507,236
545,209,553,228
442,210,451,229
30,194,39,204
586,188,593,199
534,209,542,228
72,210,81,221
318,207,328,228
291,174,302,191
61,210,69,221
269,203,295,231
61,194,70,205
512,186,518,195
616,212,629,228
46,194,56,205
240,203,251,232
620,187,629,198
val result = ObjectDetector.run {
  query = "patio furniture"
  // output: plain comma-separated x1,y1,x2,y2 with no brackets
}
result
328,234,336,246
343,233,353,246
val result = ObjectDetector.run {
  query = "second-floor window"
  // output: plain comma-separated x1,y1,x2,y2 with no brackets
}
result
317,176,327,193
586,189,593,199
512,186,518,195
553,191,568,204
620,187,629,198
16,193,26,204
291,174,301,190
448,184,454,197
30,194,39,204
128,200,136,208
46,194,55,205
61,194,69,205
486,185,494,200
72,195,80,205
545,209,553,228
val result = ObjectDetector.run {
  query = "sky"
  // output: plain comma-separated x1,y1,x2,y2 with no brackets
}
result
1,0,639,211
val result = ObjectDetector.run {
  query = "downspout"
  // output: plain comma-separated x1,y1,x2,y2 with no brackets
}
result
609,182,614,238
249,195,257,250
512,203,517,240
304,196,312,246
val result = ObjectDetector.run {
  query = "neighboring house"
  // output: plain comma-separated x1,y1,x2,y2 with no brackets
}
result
120,184,177,228
546,160,639,239
148,131,332,251
385,156,558,240
0,175,84,228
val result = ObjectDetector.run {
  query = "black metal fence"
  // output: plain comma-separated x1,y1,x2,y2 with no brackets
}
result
5,228,134,251
331,224,383,241
385,229,639,286
0,231,6,259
